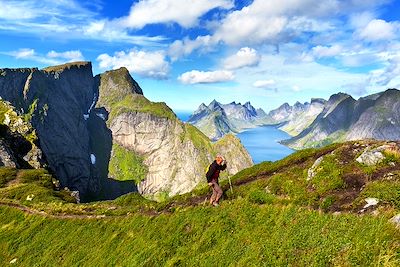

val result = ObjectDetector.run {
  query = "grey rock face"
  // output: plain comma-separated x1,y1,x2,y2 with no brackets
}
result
0,62,97,199
109,112,252,198
0,139,17,167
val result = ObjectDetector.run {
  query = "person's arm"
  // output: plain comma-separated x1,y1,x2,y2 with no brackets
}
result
219,161,227,171
206,163,217,182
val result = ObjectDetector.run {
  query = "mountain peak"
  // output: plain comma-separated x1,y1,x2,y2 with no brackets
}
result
208,99,222,111
328,92,350,103
95,67,143,109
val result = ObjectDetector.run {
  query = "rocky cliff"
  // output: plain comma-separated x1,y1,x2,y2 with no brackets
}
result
0,62,253,201
0,63,99,201
188,100,271,140
97,71,253,199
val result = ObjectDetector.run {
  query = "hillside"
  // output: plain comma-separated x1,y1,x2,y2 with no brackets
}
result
267,89,400,149
0,62,253,201
188,100,271,140
0,140,399,266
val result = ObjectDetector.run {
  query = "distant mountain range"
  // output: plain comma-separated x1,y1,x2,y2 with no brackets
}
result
188,100,271,140
272,89,400,149
189,89,400,149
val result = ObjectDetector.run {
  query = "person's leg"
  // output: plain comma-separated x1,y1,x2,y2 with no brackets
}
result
214,183,223,203
210,184,217,204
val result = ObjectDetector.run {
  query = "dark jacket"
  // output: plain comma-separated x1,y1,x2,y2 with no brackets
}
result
206,160,227,183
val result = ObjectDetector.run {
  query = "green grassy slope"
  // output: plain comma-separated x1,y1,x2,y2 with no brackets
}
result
0,140,399,266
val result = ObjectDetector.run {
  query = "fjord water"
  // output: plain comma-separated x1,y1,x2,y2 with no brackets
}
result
237,126,294,163
175,111,192,122
177,112,294,163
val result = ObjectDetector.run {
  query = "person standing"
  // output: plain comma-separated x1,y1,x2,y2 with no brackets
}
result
206,155,227,206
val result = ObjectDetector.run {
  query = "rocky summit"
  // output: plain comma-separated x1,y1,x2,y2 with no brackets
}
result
0,62,253,201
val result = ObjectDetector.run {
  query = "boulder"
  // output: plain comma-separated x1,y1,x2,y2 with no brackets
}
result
307,156,324,181
356,145,393,166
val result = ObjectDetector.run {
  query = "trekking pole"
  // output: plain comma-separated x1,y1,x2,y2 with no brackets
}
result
228,176,233,194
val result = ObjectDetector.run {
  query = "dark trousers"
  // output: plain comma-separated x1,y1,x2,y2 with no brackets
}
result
210,181,223,203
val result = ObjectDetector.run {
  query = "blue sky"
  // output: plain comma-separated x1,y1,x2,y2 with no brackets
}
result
0,0,399,112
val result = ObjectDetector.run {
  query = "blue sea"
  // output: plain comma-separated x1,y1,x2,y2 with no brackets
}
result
176,112,294,164
237,126,294,163
175,111,192,122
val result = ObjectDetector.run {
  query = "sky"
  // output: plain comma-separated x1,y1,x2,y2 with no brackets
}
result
0,0,399,112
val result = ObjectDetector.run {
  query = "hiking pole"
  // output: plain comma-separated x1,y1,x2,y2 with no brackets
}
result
228,176,233,194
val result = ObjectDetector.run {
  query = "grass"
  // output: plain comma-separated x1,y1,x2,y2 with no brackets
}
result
183,123,213,154
356,180,400,209
0,168,75,204
42,61,89,72
108,143,148,184
0,141,400,266
108,94,177,122
310,154,345,195
0,199,399,266
0,167,17,187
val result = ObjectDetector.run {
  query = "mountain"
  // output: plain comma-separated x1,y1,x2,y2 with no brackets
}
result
268,89,400,149
188,100,271,140
0,62,253,201
1,139,399,265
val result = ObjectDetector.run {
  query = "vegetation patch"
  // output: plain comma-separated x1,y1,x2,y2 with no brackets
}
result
109,94,177,122
183,123,213,154
357,180,400,209
108,143,148,184
309,154,345,194
0,167,18,187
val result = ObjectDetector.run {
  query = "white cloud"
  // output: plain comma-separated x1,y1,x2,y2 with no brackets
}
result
118,0,233,29
11,48,35,59
0,1,165,46
4,48,85,65
47,50,84,62
178,70,234,84
292,85,301,92
369,55,400,86
253,80,276,88
223,47,261,70
97,49,170,79
358,19,397,41
168,35,214,60
312,45,342,58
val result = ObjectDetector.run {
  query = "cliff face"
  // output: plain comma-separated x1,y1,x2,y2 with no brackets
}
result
98,75,254,199
0,63,97,199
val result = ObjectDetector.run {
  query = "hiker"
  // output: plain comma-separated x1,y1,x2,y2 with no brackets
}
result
206,155,227,206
